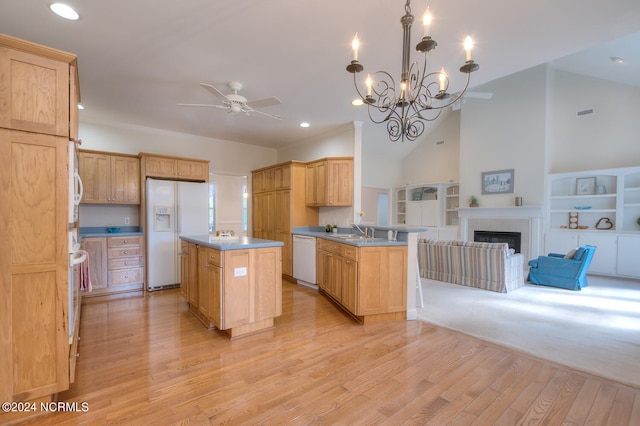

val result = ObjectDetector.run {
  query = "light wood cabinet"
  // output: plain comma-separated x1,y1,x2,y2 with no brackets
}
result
0,41,71,137
140,153,209,182
0,34,79,405
306,158,353,206
181,239,282,338
81,238,108,291
0,129,69,402
316,238,407,323
82,236,144,296
179,240,189,300
252,161,318,278
78,150,140,204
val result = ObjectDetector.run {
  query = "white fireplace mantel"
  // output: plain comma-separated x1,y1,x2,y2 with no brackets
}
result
458,206,543,220
458,206,543,261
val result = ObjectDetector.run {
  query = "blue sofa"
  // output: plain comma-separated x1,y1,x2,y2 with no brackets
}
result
527,245,596,290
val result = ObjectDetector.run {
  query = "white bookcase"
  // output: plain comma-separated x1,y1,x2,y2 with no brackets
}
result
545,166,640,278
394,183,459,239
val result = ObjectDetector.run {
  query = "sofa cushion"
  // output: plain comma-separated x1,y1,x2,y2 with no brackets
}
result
564,248,578,259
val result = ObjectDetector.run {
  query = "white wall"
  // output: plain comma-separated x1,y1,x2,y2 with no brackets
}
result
79,120,278,174
400,112,461,186
459,65,548,208
549,70,640,173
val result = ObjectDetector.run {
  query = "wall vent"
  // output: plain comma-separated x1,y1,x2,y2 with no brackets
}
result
436,140,445,145
577,108,594,116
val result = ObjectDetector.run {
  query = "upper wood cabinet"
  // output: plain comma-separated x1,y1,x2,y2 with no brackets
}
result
253,163,292,193
78,150,140,204
251,161,318,277
0,40,76,137
306,158,353,206
140,153,209,182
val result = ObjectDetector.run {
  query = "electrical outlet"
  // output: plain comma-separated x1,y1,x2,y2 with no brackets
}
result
234,267,247,277
124,217,130,225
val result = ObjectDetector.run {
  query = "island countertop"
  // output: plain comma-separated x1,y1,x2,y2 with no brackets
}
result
180,235,284,250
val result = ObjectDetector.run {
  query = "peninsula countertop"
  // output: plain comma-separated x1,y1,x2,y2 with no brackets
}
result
180,235,284,250
292,225,428,247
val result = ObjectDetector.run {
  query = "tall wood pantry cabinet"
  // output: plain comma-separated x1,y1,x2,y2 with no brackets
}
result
0,33,80,408
252,161,319,277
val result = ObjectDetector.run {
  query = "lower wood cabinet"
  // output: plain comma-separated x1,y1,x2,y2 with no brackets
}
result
81,235,144,296
317,238,407,323
182,240,282,338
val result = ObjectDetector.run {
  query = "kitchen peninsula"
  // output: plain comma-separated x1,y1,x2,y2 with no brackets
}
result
293,225,426,323
179,235,283,339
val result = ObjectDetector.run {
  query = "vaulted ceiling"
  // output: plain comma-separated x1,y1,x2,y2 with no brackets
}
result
2,0,640,159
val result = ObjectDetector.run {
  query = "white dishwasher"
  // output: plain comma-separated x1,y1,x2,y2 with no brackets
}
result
293,235,317,289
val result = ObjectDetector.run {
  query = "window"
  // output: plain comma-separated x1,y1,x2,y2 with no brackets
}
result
208,174,247,235
208,177,216,233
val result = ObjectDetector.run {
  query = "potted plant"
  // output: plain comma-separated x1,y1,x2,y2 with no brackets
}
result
332,224,338,233
325,224,332,232
469,195,479,207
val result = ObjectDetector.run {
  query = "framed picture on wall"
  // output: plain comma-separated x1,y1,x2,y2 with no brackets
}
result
481,169,514,194
576,177,596,195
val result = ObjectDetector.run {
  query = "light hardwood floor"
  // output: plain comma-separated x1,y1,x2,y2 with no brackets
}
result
18,280,640,425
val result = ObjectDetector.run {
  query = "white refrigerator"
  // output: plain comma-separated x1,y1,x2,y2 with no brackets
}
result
146,178,209,291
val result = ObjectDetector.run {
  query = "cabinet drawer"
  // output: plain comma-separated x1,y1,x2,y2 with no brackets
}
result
108,267,143,286
108,247,143,258
108,236,143,247
108,257,143,270
342,245,358,261
317,238,342,255
207,248,222,267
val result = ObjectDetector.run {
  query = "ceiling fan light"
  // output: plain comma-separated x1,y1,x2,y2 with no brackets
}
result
299,122,310,128
49,3,79,20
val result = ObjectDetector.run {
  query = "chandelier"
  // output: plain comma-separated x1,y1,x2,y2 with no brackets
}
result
346,0,479,142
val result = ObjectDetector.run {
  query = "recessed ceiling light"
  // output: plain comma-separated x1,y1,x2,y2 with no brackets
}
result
352,99,364,106
299,122,310,128
610,56,624,64
49,3,79,20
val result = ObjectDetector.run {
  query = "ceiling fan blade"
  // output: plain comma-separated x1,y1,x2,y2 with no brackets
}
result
246,96,281,109
200,83,230,100
249,108,282,120
177,103,228,109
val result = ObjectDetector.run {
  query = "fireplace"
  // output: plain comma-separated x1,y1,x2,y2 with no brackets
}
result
457,206,543,262
474,230,521,253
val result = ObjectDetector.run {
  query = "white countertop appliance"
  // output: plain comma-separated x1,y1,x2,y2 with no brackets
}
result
293,235,317,289
146,178,209,291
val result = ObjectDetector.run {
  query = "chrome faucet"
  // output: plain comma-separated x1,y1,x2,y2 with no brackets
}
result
368,227,375,238
353,223,366,236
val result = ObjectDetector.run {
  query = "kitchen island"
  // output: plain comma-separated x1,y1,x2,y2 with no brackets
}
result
179,235,283,339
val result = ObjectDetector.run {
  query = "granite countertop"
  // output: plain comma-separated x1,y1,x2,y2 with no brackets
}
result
80,226,143,238
180,235,284,251
292,226,414,247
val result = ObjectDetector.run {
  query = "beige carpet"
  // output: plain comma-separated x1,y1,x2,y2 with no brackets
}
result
416,275,640,388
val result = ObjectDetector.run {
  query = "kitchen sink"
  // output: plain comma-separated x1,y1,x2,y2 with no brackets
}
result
331,234,361,239
333,235,388,242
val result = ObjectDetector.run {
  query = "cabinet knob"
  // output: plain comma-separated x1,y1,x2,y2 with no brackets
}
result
123,240,128,244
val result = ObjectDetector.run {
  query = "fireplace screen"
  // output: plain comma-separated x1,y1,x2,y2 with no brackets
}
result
474,230,521,253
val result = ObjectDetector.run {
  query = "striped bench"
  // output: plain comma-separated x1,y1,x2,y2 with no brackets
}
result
418,239,524,293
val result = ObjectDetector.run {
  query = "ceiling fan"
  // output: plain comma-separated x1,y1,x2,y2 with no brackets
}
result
178,81,282,120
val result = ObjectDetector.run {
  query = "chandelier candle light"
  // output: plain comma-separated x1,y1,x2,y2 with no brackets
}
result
346,0,479,142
